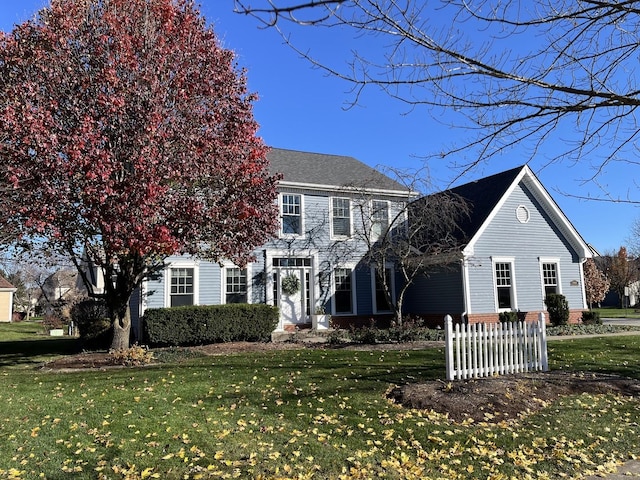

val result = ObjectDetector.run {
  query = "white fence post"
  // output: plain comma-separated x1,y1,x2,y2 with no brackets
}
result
444,313,549,380
538,312,549,371
445,315,454,381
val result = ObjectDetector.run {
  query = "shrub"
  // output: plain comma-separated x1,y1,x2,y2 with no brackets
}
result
348,317,445,344
42,314,64,331
109,344,154,366
581,310,602,325
143,304,279,347
349,323,380,344
70,299,112,350
326,328,349,345
498,311,518,323
545,293,570,326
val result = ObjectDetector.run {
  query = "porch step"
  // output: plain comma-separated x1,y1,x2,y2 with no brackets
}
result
271,330,333,344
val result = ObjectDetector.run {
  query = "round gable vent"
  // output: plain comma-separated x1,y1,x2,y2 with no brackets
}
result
516,205,530,223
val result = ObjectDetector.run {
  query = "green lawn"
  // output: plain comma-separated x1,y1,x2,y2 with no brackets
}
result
0,320,48,341
0,322,81,368
0,334,638,479
593,306,640,318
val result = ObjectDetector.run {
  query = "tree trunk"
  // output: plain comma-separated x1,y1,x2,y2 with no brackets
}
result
395,292,404,326
110,304,131,350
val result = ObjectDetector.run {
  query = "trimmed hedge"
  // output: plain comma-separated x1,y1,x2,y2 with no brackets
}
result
143,304,279,347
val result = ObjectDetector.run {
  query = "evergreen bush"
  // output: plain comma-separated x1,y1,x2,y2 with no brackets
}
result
498,311,518,323
581,310,602,325
143,304,279,347
70,299,112,350
544,293,570,326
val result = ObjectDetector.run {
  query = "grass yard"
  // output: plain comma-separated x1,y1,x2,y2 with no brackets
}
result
0,334,638,479
592,307,640,318
0,320,49,341
0,321,80,369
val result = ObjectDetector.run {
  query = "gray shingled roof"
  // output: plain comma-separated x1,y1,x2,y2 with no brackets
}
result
446,165,526,241
266,148,409,192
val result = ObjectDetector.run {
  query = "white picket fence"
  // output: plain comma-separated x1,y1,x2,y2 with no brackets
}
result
445,313,548,381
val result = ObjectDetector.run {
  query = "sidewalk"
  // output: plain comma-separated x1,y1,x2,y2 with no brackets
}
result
586,460,640,479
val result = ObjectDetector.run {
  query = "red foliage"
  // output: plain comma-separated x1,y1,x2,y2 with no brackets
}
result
583,258,610,308
0,0,279,347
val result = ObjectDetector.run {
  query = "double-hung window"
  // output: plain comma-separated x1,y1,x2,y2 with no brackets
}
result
225,267,247,304
541,261,560,297
170,268,194,307
371,200,389,240
334,268,354,315
332,197,351,237
494,261,514,310
281,194,302,235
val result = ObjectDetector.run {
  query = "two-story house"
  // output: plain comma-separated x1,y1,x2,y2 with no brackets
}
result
135,148,416,335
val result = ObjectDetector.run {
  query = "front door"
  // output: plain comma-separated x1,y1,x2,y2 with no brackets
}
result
276,267,311,327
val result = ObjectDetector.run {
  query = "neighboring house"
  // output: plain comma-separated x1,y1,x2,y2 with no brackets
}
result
406,165,592,324
0,275,17,323
40,269,82,318
135,148,415,336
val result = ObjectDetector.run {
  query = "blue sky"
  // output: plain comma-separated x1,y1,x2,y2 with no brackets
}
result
1,1,637,255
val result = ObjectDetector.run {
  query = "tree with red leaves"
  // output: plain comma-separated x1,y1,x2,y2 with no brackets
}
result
0,0,279,349
601,247,639,309
583,258,609,309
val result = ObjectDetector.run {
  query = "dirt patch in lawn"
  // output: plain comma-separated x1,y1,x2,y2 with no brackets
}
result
388,370,640,423
42,341,640,424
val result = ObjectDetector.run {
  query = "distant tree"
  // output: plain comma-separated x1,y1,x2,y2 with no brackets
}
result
601,247,639,308
583,258,610,309
0,0,279,349
235,1,640,198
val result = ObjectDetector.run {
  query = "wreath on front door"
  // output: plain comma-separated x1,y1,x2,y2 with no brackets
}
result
281,274,301,296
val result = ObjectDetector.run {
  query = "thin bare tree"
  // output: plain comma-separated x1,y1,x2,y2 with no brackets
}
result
235,0,640,199
348,169,469,325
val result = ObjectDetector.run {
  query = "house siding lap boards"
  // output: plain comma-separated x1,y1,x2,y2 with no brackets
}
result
468,182,585,316
0,276,16,323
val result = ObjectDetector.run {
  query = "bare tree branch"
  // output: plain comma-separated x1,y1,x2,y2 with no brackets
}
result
234,0,640,200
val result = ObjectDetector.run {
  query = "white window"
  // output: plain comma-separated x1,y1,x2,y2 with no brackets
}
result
331,197,351,237
170,267,194,307
281,194,302,236
333,267,355,315
493,258,516,311
371,200,389,240
372,266,394,313
539,258,561,298
225,267,247,304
